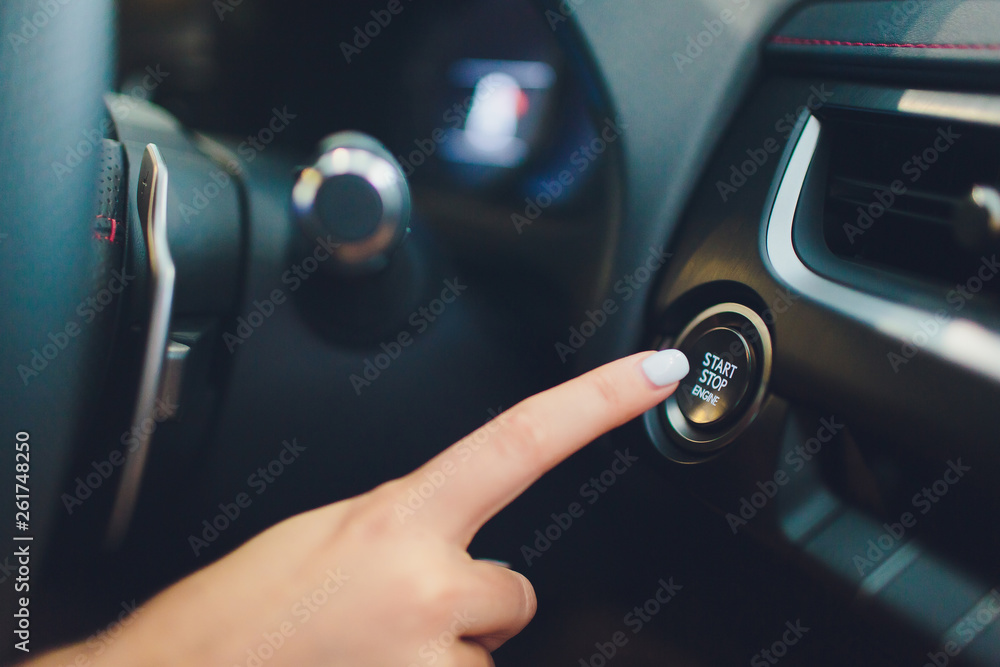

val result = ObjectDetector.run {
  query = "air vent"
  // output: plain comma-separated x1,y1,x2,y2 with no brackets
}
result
809,110,1000,299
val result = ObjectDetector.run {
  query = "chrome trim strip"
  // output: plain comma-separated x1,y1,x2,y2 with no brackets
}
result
106,144,176,548
857,541,921,597
897,89,1000,129
764,116,1000,385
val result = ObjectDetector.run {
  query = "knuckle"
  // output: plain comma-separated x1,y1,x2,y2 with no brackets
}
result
411,571,463,612
367,478,406,510
332,483,403,543
587,373,624,412
495,409,548,466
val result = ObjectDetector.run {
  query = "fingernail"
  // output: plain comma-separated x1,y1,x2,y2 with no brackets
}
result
641,349,689,387
476,559,512,569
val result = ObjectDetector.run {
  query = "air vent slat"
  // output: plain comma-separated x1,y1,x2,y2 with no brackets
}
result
816,110,1000,298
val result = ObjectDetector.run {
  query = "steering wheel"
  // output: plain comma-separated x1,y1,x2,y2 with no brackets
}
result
1,0,117,560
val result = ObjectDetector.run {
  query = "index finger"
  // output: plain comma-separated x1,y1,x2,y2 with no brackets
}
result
392,349,689,545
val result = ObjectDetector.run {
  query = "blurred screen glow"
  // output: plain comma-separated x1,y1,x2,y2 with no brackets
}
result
442,59,555,168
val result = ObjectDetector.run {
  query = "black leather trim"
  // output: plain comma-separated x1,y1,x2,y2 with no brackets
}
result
768,0,1000,72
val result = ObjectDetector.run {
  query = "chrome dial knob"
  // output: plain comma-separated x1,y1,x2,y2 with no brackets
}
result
292,132,411,274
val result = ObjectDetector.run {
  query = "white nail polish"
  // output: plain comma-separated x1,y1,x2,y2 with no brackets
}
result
641,349,689,387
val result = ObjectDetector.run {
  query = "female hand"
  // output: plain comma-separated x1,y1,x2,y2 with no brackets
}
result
32,350,688,667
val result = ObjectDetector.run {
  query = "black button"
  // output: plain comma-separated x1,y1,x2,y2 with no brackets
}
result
676,327,754,427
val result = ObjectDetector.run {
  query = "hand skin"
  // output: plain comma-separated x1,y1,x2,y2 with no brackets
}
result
27,352,681,667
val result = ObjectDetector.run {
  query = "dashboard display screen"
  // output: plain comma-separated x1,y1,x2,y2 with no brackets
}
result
439,58,556,169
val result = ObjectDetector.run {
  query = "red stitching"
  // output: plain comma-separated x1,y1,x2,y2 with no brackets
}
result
95,215,119,243
770,35,1000,50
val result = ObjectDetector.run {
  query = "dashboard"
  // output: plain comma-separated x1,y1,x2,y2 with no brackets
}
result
4,0,1000,665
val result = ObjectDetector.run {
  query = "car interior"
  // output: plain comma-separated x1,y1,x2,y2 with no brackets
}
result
3,0,1000,665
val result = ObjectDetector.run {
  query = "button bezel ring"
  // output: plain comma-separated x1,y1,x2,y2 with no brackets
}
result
645,303,773,460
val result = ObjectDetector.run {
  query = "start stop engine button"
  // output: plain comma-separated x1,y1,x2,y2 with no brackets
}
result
646,303,772,458
676,327,754,427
